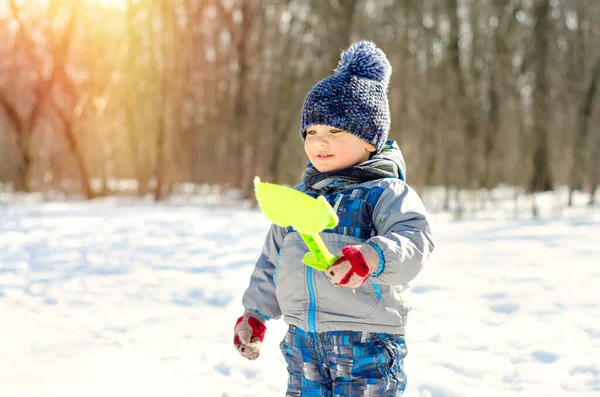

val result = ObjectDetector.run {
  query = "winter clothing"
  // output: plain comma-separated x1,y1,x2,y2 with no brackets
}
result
326,243,381,289
300,41,392,152
238,39,433,396
242,142,434,335
233,309,266,360
240,141,433,395
280,325,407,396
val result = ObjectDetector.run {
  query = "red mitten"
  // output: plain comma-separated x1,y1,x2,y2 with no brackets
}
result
326,244,381,289
233,309,266,360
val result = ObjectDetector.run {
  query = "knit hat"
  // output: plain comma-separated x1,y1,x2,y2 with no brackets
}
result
300,41,392,152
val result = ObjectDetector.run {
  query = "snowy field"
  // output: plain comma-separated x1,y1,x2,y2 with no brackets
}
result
0,189,599,397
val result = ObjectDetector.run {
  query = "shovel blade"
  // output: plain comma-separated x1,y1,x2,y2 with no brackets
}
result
254,177,338,233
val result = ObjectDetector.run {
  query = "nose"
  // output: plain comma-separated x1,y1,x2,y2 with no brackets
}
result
313,135,328,147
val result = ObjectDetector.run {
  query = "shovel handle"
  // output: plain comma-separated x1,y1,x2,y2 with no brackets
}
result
299,232,338,272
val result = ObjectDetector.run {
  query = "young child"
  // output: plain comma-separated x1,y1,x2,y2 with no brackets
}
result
234,41,434,396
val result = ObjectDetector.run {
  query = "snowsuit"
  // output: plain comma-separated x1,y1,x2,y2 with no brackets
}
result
243,142,434,396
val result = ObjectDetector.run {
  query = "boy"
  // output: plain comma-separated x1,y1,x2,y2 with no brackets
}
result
234,41,434,396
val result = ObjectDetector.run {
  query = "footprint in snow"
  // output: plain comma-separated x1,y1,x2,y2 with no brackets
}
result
531,350,559,364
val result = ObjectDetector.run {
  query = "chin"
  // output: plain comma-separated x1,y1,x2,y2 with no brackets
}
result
312,159,342,173
319,167,338,173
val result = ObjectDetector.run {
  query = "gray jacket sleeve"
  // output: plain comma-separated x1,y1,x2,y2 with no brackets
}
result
241,224,285,320
367,180,434,286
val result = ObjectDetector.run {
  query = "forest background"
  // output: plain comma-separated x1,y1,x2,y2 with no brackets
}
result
0,0,599,209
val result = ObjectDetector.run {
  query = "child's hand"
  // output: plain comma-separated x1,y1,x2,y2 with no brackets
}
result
233,309,266,360
326,244,380,289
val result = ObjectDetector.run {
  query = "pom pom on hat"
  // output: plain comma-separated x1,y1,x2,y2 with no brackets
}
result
335,41,391,87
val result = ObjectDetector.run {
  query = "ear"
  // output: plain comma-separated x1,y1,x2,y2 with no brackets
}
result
366,143,377,153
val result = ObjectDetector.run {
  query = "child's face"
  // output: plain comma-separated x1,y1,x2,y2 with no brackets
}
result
304,125,376,173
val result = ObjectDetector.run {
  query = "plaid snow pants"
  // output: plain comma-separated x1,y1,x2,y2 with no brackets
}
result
280,325,407,397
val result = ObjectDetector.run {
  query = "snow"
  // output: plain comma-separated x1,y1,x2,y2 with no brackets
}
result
0,191,599,397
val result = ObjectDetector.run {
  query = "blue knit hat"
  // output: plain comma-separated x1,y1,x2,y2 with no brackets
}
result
300,41,392,152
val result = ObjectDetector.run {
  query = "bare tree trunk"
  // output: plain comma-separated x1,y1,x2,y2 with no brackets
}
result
482,1,516,190
570,55,600,204
320,0,358,66
529,0,553,194
153,0,173,202
568,2,592,205
590,133,600,205
268,9,302,184
586,57,600,205
482,83,499,190
230,1,260,191
8,0,93,197
590,134,599,205
125,0,155,197
50,3,94,199
0,90,28,191
448,0,479,189
56,98,94,199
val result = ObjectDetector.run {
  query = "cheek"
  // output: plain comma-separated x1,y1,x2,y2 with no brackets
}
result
304,141,311,156
336,145,353,160
342,147,364,164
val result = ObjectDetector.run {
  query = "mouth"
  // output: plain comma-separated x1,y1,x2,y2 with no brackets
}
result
316,154,334,159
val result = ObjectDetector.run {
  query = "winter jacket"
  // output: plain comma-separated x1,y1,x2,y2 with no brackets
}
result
242,142,434,334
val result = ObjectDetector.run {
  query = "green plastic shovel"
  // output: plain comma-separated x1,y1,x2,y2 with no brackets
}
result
253,177,339,272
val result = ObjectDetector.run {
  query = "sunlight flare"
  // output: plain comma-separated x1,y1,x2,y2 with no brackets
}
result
95,0,128,11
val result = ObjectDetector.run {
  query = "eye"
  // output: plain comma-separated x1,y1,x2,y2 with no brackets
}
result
329,129,341,135
306,130,316,136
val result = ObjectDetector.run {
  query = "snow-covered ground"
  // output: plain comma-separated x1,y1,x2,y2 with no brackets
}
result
0,190,599,397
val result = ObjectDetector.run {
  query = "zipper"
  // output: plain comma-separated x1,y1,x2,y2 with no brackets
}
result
273,250,282,286
306,193,343,333
372,281,382,301
306,194,344,332
307,267,317,332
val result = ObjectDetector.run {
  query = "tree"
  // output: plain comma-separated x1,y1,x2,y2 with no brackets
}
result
528,0,553,194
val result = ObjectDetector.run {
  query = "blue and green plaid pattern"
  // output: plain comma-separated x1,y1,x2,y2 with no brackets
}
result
280,325,407,396
324,187,385,239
